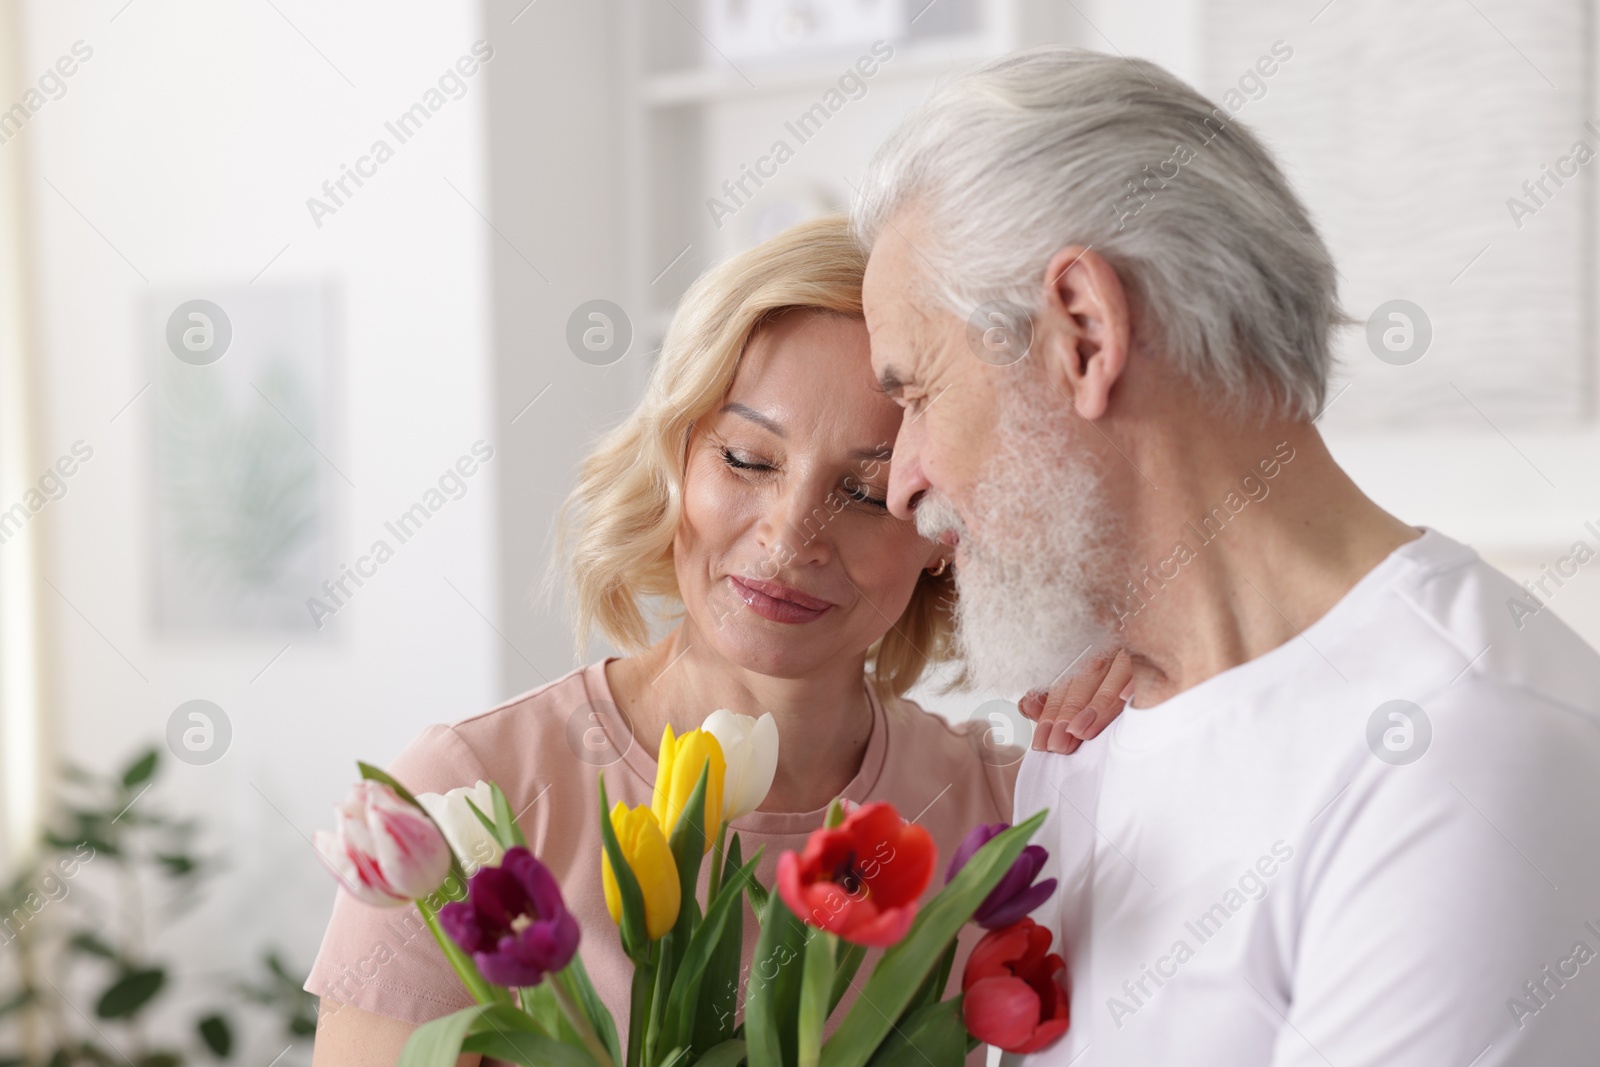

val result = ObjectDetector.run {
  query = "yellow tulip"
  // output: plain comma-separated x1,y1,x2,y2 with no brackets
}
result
601,801,680,940
651,725,726,852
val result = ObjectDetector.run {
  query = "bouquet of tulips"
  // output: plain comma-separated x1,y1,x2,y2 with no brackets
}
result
314,711,1069,1066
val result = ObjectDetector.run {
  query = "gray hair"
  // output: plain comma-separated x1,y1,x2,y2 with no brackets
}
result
851,45,1349,419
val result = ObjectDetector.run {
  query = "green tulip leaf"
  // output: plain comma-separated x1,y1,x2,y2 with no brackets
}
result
659,853,762,1054
401,1003,594,1067
598,775,649,961
697,1039,749,1067
357,761,423,806
696,833,748,1053
745,885,809,1067
827,941,867,1016
491,780,529,849
864,997,966,1067
554,956,622,1067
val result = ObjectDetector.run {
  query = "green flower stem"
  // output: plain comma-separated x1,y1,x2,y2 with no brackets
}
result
797,930,836,1067
550,972,619,1067
417,902,509,1007
626,940,657,1067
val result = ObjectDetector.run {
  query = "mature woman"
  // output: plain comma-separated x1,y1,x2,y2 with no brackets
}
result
305,215,1116,1066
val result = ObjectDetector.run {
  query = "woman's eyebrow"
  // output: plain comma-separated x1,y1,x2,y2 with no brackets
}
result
719,402,785,438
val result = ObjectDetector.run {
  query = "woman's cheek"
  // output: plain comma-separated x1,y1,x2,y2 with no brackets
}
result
852,522,927,605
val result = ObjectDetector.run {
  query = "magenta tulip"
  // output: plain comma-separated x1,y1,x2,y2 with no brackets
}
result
440,846,580,987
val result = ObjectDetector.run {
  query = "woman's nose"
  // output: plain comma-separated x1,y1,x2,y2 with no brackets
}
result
757,483,834,566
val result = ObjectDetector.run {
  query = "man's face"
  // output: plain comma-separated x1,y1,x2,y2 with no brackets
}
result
862,213,1118,691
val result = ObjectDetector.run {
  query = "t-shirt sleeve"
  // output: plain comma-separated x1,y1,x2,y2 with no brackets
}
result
303,722,492,1026
1268,681,1600,1066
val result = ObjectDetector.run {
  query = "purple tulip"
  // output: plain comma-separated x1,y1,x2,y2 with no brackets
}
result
947,823,1058,930
439,846,580,987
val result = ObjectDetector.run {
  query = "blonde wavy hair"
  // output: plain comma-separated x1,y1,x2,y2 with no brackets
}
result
553,214,958,698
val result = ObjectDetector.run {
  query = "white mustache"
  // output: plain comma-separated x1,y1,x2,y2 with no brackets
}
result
914,492,967,543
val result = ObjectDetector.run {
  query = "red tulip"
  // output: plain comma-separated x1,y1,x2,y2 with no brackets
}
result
776,801,935,946
961,917,1070,1053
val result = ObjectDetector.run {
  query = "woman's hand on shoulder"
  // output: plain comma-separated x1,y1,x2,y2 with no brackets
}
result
1017,649,1133,754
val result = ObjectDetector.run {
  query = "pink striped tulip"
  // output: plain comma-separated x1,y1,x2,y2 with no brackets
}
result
314,780,452,907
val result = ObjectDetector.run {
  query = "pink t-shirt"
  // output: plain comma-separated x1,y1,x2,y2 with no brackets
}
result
305,659,1019,1062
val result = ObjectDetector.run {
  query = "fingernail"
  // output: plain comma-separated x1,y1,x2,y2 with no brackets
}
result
1068,707,1097,738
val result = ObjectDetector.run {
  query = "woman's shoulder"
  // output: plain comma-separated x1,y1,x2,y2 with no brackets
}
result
386,661,611,796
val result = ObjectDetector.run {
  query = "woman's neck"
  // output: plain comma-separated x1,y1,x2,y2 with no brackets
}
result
604,625,874,814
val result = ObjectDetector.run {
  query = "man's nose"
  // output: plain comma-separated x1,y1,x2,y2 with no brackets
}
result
886,424,929,522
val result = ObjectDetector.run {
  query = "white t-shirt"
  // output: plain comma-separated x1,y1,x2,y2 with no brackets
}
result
1012,528,1600,1066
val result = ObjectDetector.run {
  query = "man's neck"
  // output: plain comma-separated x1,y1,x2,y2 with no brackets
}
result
1109,420,1420,705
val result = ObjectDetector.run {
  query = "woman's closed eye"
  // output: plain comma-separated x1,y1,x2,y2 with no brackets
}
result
721,447,889,511
720,446,773,473
840,478,889,510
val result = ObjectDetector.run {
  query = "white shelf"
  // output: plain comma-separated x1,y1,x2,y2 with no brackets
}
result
640,34,1000,106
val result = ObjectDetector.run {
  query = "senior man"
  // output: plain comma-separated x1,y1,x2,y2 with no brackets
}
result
854,46,1600,1066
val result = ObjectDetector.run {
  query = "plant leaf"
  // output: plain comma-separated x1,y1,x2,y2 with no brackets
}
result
399,1003,590,1067
695,834,748,1053
491,781,528,849
797,930,835,1067
697,1039,748,1067
744,883,808,1067
461,1030,596,1067
863,997,965,1067
357,762,424,806
666,761,711,941
0,988,34,1016
819,810,1046,1067
96,968,166,1019
597,775,648,961
557,955,621,1067
463,795,507,857
658,854,761,1054
197,1013,232,1055
828,942,867,1016
121,750,159,789
69,931,119,960
902,939,958,1020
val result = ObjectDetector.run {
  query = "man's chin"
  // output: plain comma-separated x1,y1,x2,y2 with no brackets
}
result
962,632,1113,694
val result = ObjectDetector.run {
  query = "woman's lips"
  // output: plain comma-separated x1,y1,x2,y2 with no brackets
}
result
728,576,833,624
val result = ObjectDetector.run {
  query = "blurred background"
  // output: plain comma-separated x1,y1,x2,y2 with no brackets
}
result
0,0,1596,1062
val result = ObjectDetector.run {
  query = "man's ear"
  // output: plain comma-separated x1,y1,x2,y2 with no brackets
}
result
1036,246,1130,421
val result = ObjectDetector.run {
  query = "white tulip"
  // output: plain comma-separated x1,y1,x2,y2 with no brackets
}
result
701,709,779,822
416,780,506,874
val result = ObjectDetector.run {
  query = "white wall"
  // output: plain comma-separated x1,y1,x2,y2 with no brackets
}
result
16,0,500,1056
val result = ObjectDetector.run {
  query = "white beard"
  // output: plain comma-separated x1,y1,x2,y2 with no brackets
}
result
916,382,1118,692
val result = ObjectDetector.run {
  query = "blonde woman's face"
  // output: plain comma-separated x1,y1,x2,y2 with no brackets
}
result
674,311,943,679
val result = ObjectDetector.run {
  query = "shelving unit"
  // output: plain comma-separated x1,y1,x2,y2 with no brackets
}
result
615,0,1075,399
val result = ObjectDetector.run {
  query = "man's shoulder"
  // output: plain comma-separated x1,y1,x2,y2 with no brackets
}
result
1376,528,1600,716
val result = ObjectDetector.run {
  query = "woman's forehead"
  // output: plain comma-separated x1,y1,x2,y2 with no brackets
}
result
725,321,902,446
